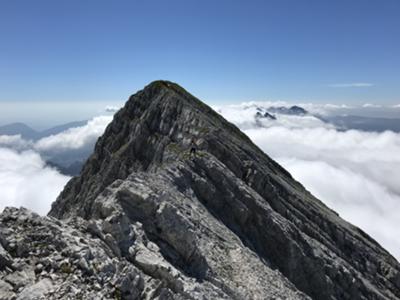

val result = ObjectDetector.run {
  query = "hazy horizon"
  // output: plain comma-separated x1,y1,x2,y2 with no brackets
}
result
1,96,400,130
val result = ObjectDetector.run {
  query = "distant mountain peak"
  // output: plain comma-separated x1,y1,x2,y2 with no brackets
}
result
266,105,308,116
0,122,38,139
0,120,88,141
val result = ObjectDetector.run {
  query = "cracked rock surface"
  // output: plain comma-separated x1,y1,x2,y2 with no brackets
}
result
1,81,400,299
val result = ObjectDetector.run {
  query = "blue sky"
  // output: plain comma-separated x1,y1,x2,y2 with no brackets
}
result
1,0,399,109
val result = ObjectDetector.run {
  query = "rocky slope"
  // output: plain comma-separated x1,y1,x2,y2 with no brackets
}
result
1,81,400,299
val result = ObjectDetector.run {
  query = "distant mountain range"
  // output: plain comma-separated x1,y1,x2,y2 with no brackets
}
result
0,120,89,176
323,115,400,132
265,105,308,116
250,104,400,132
253,105,308,120
0,120,87,140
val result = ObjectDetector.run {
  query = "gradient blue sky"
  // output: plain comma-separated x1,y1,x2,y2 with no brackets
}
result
1,0,399,107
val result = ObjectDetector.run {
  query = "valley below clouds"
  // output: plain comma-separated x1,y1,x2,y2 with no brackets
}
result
0,115,112,215
0,102,399,260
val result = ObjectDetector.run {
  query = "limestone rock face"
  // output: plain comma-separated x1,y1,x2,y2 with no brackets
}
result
1,81,400,299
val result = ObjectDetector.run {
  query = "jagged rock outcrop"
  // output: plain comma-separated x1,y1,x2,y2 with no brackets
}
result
266,105,308,116
1,81,400,299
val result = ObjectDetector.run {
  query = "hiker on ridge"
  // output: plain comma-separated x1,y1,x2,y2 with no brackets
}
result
189,138,197,158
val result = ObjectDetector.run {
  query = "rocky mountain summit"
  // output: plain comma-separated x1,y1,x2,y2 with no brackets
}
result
1,81,400,299
265,105,308,116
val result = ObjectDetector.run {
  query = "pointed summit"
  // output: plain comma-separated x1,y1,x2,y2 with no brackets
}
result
49,80,279,219
46,81,400,299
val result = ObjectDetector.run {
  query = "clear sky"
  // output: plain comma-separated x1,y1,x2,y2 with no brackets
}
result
1,0,399,109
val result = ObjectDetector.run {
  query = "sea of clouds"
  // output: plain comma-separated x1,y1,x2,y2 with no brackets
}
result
0,115,112,215
0,102,399,260
0,148,70,215
216,102,400,260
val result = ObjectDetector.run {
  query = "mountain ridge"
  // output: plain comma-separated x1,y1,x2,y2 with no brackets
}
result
1,81,400,299
49,80,293,219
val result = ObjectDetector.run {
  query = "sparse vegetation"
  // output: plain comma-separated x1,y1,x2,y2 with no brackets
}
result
60,262,72,274
113,287,122,300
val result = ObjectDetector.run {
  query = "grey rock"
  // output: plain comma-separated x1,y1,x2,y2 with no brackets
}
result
0,279,15,300
17,278,53,300
0,243,13,270
2,81,400,299
4,268,35,290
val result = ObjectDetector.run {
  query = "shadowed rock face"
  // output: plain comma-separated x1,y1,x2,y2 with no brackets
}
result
1,81,399,299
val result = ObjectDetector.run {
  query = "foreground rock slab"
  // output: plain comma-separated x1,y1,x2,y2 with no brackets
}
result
0,207,306,299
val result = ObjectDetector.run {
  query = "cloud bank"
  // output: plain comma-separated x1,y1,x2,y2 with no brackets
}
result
280,158,400,259
35,116,112,152
0,134,32,151
214,103,333,130
217,103,400,260
0,147,70,215
0,115,113,216
363,103,382,108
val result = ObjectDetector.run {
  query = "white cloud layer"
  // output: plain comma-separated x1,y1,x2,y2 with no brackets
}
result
213,103,334,129
0,134,32,151
363,103,382,108
0,115,113,216
217,104,400,260
35,116,112,152
0,147,70,215
213,101,359,119
279,158,400,259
